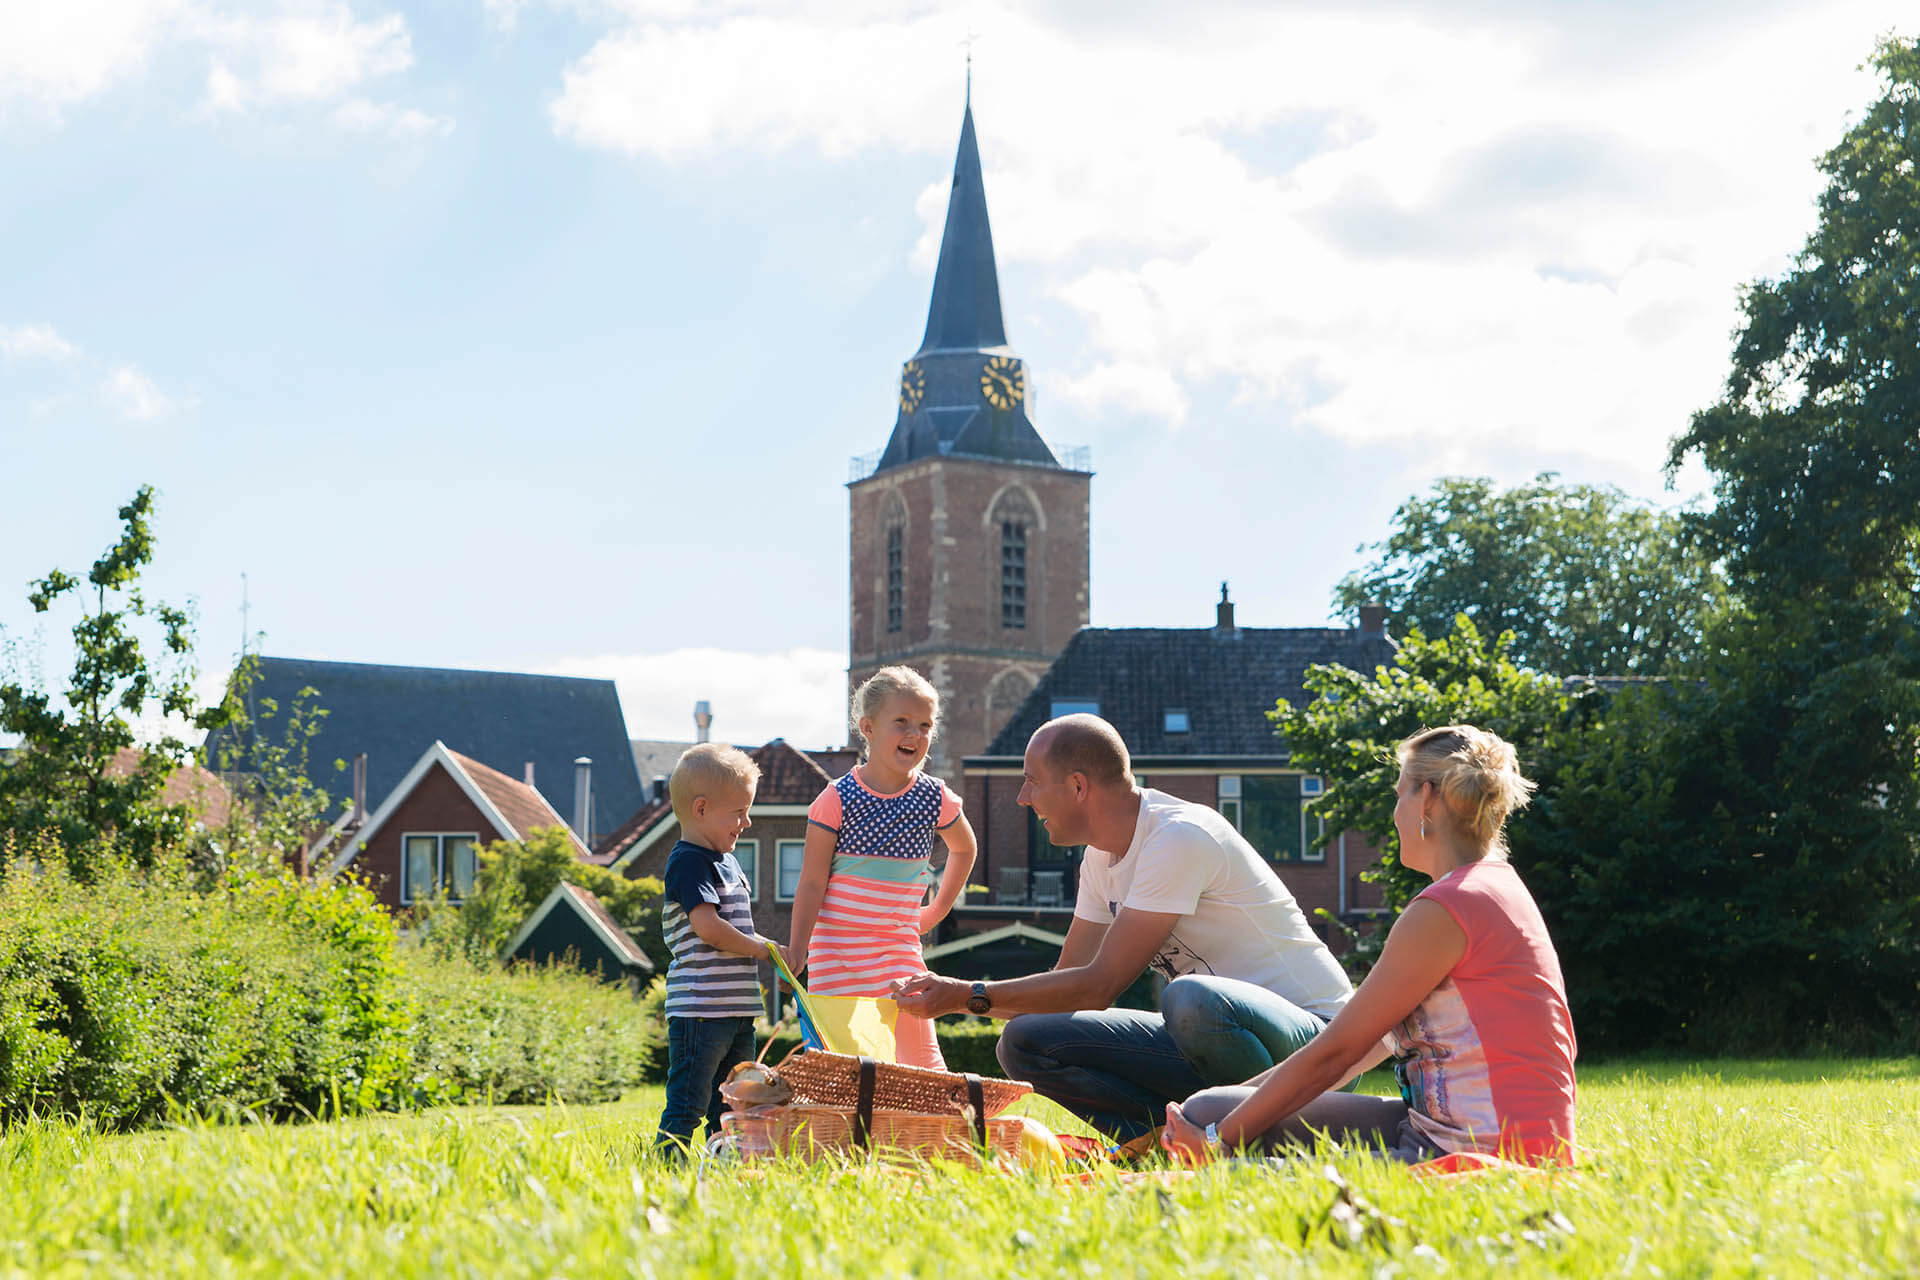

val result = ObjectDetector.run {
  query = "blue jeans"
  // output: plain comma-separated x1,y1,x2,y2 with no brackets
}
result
995,975,1328,1140
656,1016,756,1151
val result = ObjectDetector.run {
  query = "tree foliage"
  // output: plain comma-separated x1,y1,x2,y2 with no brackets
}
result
0,487,228,874
1333,473,1727,677
425,825,668,976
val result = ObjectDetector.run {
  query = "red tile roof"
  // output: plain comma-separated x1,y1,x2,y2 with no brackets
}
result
590,737,833,865
447,748,588,857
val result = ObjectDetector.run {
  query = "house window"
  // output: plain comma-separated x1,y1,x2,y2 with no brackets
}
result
401,832,480,904
1050,698,1099,718
732,838,760,901
776,839,806,901
1164,708,1190,733
1001,520,1027,628
885,525,904,633
1217,776,1325,863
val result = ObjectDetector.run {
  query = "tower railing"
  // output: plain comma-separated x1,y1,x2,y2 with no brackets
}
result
848,440,1090,483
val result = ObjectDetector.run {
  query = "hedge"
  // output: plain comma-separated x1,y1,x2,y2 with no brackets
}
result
0,858,661,1129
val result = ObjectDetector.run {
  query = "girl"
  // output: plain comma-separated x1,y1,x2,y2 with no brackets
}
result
788,666,978,1069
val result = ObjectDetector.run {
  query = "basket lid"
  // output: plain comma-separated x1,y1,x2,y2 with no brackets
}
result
773,1048,1032,1118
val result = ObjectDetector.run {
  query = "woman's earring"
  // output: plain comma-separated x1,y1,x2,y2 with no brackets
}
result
1419,817,1428,840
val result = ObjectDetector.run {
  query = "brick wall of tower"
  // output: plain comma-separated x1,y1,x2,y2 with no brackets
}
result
849,455,1091,785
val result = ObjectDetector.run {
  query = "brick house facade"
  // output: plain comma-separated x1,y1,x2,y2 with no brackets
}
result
323,740,591,913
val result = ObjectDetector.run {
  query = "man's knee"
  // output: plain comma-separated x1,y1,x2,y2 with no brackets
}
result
1159,975,1210,1033
995,1014,1046,1079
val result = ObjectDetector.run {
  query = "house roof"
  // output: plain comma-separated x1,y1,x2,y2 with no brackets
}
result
107,747,233,829
976,618,1399,761
325,740,590,875
630,738,693,790
503,881,653,973
206,656,642,845
595,737,832,871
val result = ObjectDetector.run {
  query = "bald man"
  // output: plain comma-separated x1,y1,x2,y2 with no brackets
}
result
895,714,1354,1141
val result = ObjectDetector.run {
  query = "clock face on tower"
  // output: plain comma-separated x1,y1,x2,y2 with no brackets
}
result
899,360,926,413
981,356,1025,409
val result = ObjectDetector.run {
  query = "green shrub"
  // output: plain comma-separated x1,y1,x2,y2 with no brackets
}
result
0,852,663,1130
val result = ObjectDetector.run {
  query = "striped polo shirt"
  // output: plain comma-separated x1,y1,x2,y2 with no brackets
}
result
661,839,763,1019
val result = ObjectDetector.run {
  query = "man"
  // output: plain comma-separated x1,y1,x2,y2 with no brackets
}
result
894,714,1355,1140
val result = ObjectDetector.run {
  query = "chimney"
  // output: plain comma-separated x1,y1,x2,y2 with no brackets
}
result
653,775,669,803
351,753,367,826
1359,603,1389,637
523,761,535,787
1215,582,1235,632
693,700,713,744
572,757,592,844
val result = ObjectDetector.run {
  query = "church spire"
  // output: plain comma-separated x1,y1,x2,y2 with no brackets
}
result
916,99,1007,355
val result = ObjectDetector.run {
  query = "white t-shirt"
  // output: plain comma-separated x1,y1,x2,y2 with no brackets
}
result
1073,788,1353,1020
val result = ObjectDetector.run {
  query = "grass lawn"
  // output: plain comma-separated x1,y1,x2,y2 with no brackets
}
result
2,1059,1913,1277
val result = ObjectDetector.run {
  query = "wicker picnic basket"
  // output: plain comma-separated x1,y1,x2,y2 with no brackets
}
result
719,1048,1034,1166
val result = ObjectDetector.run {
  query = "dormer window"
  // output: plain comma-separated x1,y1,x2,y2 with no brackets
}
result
1164,709,1190,733
1051,698,1099,718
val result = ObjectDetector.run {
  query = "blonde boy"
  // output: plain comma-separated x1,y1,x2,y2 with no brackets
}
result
654,743,765,1153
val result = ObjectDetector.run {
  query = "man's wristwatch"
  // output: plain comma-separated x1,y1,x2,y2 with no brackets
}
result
965,981,992,1015
1203,1122,1223,1153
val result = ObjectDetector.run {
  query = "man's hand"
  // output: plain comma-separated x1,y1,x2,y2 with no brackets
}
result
892,971,969,1017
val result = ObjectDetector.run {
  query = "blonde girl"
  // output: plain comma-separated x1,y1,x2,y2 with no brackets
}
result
787,666,979,1069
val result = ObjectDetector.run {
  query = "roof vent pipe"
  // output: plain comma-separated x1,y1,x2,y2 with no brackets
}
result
523,762,536,787
572,757,592,844
1358,603,1388,636
351,753,367,826
694,700,713,744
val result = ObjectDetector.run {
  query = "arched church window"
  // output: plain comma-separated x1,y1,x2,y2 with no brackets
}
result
1001,520,1027,629
886,525,905,633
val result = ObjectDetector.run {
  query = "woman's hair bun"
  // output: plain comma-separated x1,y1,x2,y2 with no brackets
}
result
1395,724,1536,850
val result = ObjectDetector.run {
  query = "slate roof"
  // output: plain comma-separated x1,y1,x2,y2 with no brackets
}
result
977,623,1399,760
206,656,642,845
870,98,1062,476
629,739,693,792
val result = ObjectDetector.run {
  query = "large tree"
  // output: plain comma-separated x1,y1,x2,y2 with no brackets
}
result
1660,35,1920,1045
1333,473,1727,677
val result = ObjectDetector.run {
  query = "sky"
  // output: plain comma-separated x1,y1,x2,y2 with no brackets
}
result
1,0,1912,751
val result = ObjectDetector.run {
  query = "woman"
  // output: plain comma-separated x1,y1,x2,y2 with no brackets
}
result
1162,725,1577,1166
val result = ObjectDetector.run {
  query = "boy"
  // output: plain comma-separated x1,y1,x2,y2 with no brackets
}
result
654,742,766,1153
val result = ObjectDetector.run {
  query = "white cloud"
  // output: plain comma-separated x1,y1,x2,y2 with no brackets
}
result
104,364,177,420
0,323,79,363
542,1,1913,491
0,0,439,138
540,646,848,749
332,95,452,138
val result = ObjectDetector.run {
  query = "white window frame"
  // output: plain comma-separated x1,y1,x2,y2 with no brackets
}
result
776,839,807,902
1214,777,1325,863
1217,775,1241,830
399,831,481,905
732,838,760,901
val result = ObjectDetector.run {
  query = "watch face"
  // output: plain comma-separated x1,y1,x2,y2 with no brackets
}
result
899,360,926,413
981,356,1025,409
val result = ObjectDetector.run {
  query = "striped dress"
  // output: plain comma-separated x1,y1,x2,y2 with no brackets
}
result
805,769,961,1004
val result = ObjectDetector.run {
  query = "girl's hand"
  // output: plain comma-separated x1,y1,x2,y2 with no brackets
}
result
1161,1102,1216,1167
778,944,805,977
917,905,944,935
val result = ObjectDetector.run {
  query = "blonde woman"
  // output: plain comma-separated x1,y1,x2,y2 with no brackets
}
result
1163,725,1578,1166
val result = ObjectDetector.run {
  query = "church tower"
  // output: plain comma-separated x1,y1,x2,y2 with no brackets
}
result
848,93,1092,783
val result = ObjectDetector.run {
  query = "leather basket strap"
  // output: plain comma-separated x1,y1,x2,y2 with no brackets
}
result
853,1057,878,1149
964,1074,987,1147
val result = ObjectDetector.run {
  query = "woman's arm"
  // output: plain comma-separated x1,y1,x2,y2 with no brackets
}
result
1164,899,1466,1160
784,823,837,972
919,813,979,933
